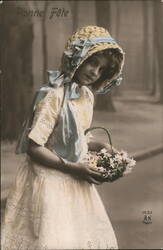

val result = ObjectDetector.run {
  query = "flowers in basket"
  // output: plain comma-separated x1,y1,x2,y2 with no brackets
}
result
87,148,136,182
85,126,136,182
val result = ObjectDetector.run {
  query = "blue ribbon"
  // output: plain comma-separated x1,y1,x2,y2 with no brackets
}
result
63,36,117,73
47,71,86,162
48,71,80,99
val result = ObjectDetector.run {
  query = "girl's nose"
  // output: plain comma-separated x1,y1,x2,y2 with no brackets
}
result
91,66,100,77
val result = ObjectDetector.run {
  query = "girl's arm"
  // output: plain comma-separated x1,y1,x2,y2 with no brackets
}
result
27,140,106,185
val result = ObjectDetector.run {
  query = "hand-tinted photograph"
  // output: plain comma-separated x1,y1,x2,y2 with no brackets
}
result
1,1,163,249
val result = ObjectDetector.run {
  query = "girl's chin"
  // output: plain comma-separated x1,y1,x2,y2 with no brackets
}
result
79,79,93,86
74,77,94,86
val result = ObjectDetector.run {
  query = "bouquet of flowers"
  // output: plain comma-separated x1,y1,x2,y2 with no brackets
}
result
85,127,136,182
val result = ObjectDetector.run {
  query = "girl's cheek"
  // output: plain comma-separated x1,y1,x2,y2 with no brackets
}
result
87,65,94,72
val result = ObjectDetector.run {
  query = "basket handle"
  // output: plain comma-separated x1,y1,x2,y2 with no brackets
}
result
84,126,114,154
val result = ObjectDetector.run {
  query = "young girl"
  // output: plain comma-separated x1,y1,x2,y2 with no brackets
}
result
2,25,124,249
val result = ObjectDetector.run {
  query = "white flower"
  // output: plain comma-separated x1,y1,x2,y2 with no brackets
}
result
101,148,108,154
114,154,123,163
98,167,106,172
120,150,128,159
109,158,114,165
127,158,136,168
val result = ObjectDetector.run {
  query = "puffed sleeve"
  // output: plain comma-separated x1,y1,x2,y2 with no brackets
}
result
28,88,62,146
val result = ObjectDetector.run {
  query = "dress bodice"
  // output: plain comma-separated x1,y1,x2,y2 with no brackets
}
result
28,85,94,161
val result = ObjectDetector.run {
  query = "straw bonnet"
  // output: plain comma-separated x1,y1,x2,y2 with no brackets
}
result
61,25,125,92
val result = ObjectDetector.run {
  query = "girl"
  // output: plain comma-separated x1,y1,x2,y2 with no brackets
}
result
2,25,124,249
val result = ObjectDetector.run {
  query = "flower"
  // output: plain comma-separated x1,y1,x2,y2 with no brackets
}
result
87,148,136,182
119,150,128,158
127,158,136,168
100,148,108,154
114,154,123,164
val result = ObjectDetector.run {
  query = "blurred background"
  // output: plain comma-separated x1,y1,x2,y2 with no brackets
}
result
1,0,163,249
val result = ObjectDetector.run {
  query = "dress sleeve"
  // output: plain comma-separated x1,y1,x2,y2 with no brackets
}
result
28,88,62,146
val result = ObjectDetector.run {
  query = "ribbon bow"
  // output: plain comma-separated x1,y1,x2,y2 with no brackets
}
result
48,70,80,100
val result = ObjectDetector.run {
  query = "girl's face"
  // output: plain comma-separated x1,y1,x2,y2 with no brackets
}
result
73,53,109,86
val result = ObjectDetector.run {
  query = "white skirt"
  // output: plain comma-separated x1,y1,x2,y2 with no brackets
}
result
1,156,118,250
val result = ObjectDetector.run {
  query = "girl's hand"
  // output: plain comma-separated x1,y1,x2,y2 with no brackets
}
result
69,159,107,185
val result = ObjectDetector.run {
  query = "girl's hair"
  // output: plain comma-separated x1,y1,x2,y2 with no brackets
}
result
92,48,123,90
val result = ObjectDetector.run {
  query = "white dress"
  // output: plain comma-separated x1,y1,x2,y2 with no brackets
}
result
1,86,118,250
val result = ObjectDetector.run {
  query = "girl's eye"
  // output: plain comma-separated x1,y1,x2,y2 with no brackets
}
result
99,66,107,74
